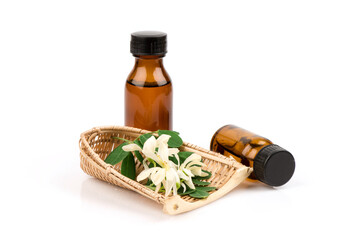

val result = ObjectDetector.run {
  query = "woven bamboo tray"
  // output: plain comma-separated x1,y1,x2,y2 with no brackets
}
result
79,126,252,215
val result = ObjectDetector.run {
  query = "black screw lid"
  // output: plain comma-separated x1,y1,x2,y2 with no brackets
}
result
130,31,167,56
253,144,295,187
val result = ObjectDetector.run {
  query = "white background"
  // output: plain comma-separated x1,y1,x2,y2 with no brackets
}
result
1,0,359,239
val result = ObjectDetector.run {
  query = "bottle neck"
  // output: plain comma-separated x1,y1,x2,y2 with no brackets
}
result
127,54,170,86
134,55,165,68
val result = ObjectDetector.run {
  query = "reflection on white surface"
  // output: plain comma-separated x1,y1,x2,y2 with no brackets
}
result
80,177,169,219
80,175,282,215
237,180,272,190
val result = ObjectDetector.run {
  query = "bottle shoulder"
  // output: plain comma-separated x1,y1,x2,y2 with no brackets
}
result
127,65,171,87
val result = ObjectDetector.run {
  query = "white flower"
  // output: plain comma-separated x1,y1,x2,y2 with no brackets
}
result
137,162,165,192
177,153,207,191
163,167,180,197
137,135,180,197
182,153,207,177
124,134,208,197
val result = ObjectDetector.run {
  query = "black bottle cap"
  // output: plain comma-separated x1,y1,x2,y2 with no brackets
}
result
253,144,295,187
130,31,167,56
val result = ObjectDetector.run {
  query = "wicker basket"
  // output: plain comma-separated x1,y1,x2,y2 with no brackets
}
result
79,126,252,215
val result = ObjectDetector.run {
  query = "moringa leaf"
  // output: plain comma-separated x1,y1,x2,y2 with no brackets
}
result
134,139,142,148
169,155,178,165
139,133,153,145
134,150,144,163
192,179,211,186
179,188,196,196
195,186,216,192
120,153,136,180
158,130,183,148
132,139,144,163
104,142,129,165
189,190,210,199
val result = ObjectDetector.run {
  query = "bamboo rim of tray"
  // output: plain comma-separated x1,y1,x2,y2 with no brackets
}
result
79,126,252,215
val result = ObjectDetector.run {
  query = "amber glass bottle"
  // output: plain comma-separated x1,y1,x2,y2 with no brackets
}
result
125,31,172,131
210,124,295,186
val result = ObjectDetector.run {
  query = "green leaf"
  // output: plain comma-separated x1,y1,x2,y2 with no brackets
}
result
178,151,194,164
139,133,153,145
179,188,196,196
131,139,145,163
169,155,178,165
193,170,212,180
195,186,216,192
187,163,202,168
192,179,211,186
120,153,136,180
158,130,183,148
134,139,142,148
104,142,129,165
189,190,210,199
134,150,144,163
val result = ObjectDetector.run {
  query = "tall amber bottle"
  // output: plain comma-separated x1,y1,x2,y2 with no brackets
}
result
125,31,172,131
210,124,295,186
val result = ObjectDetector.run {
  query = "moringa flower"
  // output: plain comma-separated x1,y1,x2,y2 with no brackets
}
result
136,135,180,197
177,153,207,191
122,133,207,197
182,153,208,177
107,130,212,199
136,163,165,193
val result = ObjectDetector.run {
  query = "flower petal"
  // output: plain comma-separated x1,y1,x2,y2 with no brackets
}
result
136,168,154,182
142,136,158,160
155,184,161,193
122,144,142,152
151,168,166,186
200,170,209,177
142,160,149,170
172,167,180,184
168,148,179,156
171,168,180,196
188,161,205,167
157,140,169,165
189,164,204,175
163,180,171,197
181,182,187,193
177,169,190,181
164,168,177,197
183,168,194,178
174,154,180,167
156,134,171,146
185,178,195,189
182,153,202,168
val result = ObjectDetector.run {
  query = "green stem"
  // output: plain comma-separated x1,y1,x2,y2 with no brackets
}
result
112,137,132,143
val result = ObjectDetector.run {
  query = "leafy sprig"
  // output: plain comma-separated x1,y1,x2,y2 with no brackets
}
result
104,130,215,199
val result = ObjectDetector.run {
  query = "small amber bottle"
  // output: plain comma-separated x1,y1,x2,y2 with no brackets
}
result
210,124,295,186
125,31,172,131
